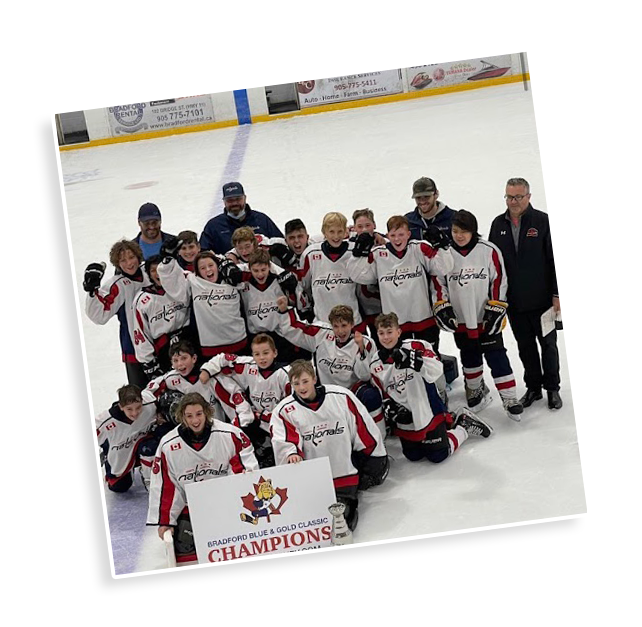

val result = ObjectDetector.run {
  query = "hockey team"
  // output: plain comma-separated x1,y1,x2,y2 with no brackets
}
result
89,176,561,564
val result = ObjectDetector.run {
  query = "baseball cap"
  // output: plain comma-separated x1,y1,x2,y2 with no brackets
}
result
138,202,161,221
412,177,437,198
222,182,245,198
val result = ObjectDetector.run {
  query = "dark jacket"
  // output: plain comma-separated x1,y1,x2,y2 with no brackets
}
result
488,205,558,313
199,204,284,254
404,204,456,241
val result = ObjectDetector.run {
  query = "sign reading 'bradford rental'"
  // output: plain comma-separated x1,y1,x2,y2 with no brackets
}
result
186,457,337,564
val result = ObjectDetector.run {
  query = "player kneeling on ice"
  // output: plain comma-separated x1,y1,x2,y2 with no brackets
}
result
95,384,165,493
354,313,492,464
147,392,259,565
270,361,389,531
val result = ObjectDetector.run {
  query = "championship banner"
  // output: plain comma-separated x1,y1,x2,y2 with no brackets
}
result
297,70,403,108
407,55,513,91
107,95,215,136
186,457,337,564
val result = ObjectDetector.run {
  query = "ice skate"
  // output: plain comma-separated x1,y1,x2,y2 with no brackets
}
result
465,380,492,412
502,397,524,422
454,406,493,438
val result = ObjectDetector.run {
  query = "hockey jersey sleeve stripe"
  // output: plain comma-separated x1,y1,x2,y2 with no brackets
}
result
490,248,503,301
288,309,323,337
347,396,377,456
158,451,177,526
281,414,303,457
333,474,359,489
229,433,247,473
96,281,121,311
419,241,437,259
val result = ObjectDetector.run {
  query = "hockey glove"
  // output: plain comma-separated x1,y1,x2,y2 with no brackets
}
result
352,231,375,257
482,300,508,335
270,242,298,268
382,398,413,425
432,300,458,333
218,258,243,286
83,262,106,295
160,236,183,261
422,225,450,250
391,347,423,372
143,359,163,380
277,271,298,295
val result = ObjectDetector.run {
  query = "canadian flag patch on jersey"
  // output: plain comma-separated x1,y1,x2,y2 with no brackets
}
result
526,228,538,237
170,442,182,451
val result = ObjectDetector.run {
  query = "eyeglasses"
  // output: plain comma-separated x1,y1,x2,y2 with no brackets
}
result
504,194,529,202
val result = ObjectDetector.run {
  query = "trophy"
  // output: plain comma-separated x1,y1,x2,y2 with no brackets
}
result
328,502,353,545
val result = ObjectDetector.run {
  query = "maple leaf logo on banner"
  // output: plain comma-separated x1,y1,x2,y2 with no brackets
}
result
239,477,289,525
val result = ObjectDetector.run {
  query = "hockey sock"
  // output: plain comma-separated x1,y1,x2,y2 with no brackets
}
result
463,365,484,389
447,425,468,454
494,375,517,399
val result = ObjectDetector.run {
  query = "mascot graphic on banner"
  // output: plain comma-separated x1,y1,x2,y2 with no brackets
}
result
240,477,289,525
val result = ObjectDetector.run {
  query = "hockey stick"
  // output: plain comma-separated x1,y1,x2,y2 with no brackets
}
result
163,529,176,569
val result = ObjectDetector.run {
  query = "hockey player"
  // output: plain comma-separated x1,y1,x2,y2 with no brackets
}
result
146,341,254,428
148,392,259,564
275,297,385,437
298,212,365,330
158,244,248,357
431,210,523,420
176,230,201,273
199,334,292,466
404,177,456,242
132,255,191,378
84,239,151,388
354,312,493,463
270,218,311,273
95,384,160,493
347,214,453,352
270,360,389,530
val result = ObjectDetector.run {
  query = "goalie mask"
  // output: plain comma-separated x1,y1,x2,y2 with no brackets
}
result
157,389,184,425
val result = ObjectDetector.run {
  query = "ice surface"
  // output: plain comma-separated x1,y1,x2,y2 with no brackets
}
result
60,82,585,576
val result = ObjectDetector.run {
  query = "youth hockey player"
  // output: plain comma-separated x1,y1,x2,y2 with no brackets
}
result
270,360,389,530
176,230,201,273
347,214,453,352
199,334,292,466
148,392,259,564
132,255,191,377
354,312,493,463
157,243,248,357
431,210,523,420
84,239,151,388
275,296,385,437
95,384,160,493
298,212,365,330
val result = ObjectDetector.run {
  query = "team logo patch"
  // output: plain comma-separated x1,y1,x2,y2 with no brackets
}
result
240,477,289,525
170,442,182,451
526,228,538,237
232,392,244,406
284,404,295,413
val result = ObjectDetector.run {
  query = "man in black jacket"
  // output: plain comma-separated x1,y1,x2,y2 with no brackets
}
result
488,178,562,410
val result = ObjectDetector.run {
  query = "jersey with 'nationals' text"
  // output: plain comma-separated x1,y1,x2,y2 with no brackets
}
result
147,421,258,527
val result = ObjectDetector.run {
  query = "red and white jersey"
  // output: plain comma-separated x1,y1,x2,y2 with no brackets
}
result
354,339,449,440
356,283,382,318
158,258,246,356
277,308,376,390
85,269,151,360
432,238,507,338
236,263,290,334
132,285,190,364
347,241,453,332
147,421,259,527
146,368,254,427
95,400,158,478
201,354,291,433
298,240,362,326
270,385,386,490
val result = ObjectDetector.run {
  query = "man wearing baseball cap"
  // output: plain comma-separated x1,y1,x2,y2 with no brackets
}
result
404,177,456,243
133,202,176,260
199,182,284,255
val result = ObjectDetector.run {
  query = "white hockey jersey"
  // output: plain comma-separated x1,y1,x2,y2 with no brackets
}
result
201,354,291,433
354,339,449,440
146,368,255,427
276,308,376,390
431,238,507,338
147,421,259,527
298,240,363,326
270,384,386,489
158,257,246,355
132,285,191,364
85,269,151,362
95,400,158,479
347,241,454,332
237,264,290,334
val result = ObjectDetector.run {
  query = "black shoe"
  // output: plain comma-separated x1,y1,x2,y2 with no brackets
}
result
547,390,563,410
519,388,543,408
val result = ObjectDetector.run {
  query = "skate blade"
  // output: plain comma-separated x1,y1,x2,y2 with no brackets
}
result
468,394,493,413
505,410,522,422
